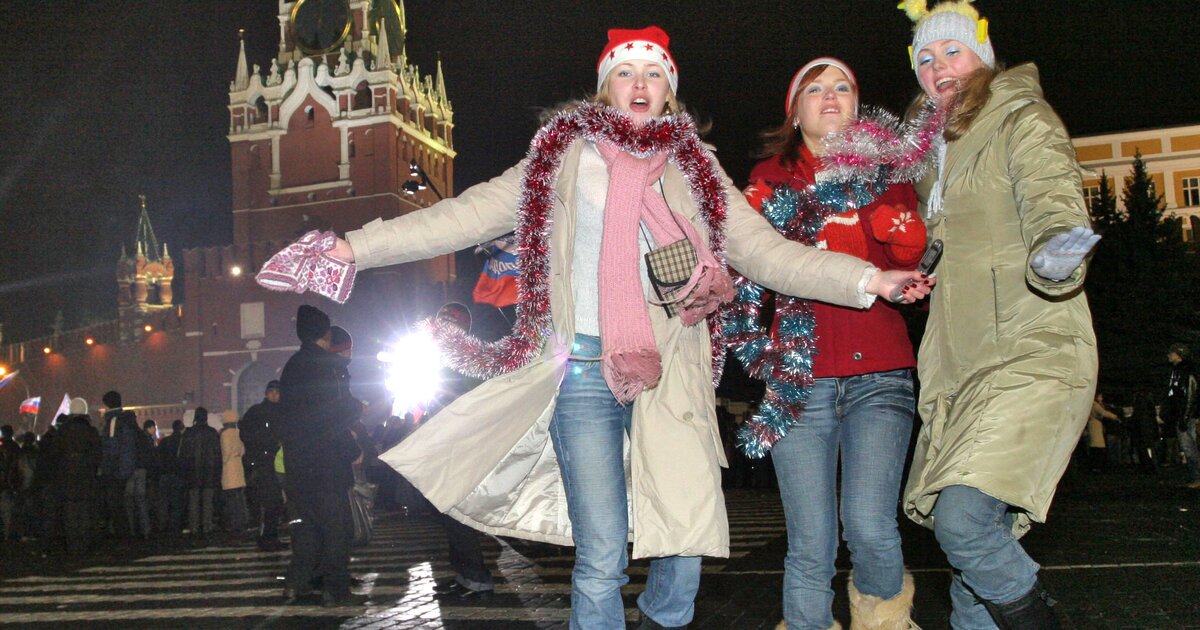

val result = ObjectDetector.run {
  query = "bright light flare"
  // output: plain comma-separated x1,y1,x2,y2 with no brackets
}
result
379,332,443,416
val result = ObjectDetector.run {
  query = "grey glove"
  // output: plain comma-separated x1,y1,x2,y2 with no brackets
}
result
1031,226,1101,281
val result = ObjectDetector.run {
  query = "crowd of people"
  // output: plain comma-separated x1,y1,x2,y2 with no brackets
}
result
0,392,278,555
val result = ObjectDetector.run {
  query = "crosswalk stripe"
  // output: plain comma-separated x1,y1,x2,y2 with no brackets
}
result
0,492,785,626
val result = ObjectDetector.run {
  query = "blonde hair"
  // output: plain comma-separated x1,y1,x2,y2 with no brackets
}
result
539,80,709,133
906,64,1002,141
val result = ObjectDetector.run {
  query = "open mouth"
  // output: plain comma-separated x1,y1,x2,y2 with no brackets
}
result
820,107,840,115
935,77,959,93
629,97,650,113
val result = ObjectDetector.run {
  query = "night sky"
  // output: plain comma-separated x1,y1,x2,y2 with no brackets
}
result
0,1,1194,343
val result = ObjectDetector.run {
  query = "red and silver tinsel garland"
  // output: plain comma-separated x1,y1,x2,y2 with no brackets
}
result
425,103,731,386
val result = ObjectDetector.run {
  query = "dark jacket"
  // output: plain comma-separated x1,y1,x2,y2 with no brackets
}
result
100,409,137,480
0,439,19,492
239,399,281,472
1163,359,1197,434
178,423,222,489
278,342,361,492
134,427,156,473
156,431,184,477
59,416,101,501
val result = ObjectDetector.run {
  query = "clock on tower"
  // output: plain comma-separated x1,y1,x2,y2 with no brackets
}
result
289,0,353,55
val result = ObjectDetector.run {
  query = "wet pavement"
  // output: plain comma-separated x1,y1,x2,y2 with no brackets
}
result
1,465,1198,628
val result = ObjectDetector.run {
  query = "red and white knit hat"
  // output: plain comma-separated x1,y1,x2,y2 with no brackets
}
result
785,57,857,115
596,26,678,94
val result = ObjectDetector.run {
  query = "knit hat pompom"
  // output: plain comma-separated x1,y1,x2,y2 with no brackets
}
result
903,0,995,74
596,25,678,94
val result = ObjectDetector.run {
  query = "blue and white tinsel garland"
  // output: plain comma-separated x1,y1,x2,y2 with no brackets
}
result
724,175,883,459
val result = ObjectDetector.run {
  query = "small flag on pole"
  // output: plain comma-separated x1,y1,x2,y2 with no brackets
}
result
473,233,520,308
0,370,18,391
19,396,41,415
54,394,71,419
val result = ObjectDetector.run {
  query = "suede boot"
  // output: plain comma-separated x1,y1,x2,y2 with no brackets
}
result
979,580,1060,630
848,572,921,630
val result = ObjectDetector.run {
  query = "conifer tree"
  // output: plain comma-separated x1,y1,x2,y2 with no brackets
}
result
1087,151,1200,393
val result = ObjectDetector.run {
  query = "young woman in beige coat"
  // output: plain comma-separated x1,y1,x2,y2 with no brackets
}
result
323,26,928,630
898,2,1100,628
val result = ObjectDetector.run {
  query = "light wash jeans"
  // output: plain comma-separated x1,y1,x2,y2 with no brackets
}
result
934,485,1041,630
1178,422,1200,482
772,369,915,630
549,334,701,630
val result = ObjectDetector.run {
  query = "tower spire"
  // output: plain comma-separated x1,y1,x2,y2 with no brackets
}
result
135,195,162,265
435,54,448,105
233,29,250,91
376,18,392,70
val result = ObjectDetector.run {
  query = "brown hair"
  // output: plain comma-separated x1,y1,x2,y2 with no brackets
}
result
906,64,1004,141
757,64,858,168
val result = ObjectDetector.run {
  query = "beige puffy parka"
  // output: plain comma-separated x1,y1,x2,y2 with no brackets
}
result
353,135,877,559
903,65,1099,537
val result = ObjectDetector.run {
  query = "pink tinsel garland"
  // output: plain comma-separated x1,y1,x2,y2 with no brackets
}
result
428,103,731,385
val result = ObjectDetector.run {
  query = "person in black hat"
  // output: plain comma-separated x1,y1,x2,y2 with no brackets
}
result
277,305,363,605
240,380,285,550
1164,343,1200,488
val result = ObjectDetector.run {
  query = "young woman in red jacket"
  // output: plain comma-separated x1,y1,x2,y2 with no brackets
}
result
735,57,927,630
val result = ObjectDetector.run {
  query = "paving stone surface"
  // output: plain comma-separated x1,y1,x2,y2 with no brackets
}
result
1,466,1197,628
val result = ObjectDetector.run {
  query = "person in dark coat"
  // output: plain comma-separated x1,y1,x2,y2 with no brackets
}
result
425,303,496,597
241,380,287,551
99,390,136,537
58,401,101,555
277,305,362,606
124,411,153,539
0,425,19,541
155,420,187,533
178,408,222,537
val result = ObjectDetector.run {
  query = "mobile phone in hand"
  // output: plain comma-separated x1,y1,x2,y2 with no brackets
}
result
917,239,944,276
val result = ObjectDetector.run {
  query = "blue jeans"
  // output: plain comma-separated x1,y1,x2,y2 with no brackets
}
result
1178,424,1200,482
550,334,701,630
934,485,1041,630
772,369,915,630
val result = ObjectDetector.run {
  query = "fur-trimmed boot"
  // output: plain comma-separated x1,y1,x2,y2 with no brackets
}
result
775,621,842,630
848,572,920,630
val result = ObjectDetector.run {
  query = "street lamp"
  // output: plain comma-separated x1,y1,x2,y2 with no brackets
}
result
402,160,444,200
0,367,35,434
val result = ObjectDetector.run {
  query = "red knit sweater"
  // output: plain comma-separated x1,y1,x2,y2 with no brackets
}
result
747,148,922,378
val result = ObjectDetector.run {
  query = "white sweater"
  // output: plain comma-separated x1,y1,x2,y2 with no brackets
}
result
571,142,656,336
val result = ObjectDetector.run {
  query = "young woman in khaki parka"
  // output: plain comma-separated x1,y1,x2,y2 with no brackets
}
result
898,2,1101,628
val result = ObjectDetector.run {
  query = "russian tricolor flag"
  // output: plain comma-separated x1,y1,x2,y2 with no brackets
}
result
473,233,520,308
19,396,40,415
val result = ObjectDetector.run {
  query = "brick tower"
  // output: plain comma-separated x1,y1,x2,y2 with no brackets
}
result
226,0,455,262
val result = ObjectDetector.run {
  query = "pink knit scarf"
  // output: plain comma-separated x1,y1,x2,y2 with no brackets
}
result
595,141,733,404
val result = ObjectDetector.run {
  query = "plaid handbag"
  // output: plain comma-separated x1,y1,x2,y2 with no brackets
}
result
645,238,698,318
